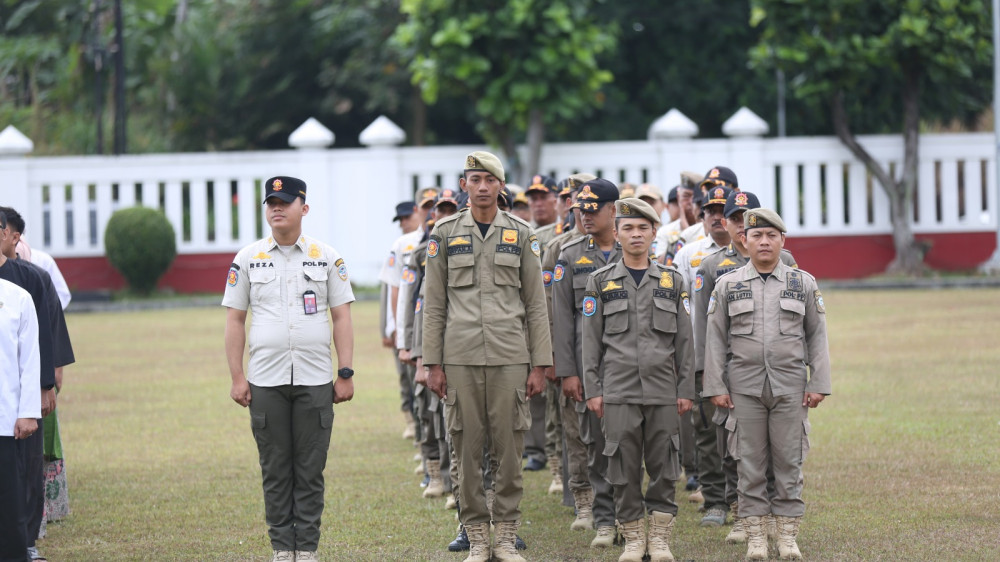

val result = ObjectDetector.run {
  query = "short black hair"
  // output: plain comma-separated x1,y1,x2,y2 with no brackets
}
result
0,210,6,230
0,206,23,234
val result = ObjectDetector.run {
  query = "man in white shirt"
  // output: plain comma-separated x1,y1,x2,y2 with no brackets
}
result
0,276,41,562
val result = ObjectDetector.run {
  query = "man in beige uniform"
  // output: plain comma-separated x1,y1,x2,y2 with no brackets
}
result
581,198,695,562
692,191,798,543
423,152,552,562
223,176,355,562
704,208,831,561
552,178,621,546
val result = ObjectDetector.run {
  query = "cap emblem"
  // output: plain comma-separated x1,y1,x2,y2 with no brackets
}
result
273,179,283,191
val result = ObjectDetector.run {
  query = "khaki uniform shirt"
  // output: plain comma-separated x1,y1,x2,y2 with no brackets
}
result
703,261,832,398
680,222,706,245
222,234,355,387
552,235,622,379
534,222,559,250
692,244,797,374
674,236,723,289
401,239,428,352
581,260,695,405
422,209,552,367
653,218,682,260
541,227,585,345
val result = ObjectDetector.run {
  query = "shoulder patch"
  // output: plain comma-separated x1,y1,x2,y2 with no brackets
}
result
707,291,718,315
427,238,440,258
693,273,704,291
814,290,825,313
227,266,239,287
554,263,566,282
543,270,554,287
529,235,541,257
582,295,598,317
681,291,691,316
334,258,344,267
337,262,349,281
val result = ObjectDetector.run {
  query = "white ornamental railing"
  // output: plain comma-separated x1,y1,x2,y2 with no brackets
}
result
0,108,995,285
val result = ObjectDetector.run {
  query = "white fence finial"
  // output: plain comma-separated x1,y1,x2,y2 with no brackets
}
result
289,118,335,149
360,116,406,147
648,108,699,140
0,125,34,156
722,107,769,137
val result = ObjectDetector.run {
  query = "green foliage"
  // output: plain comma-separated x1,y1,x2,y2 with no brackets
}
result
393,0,615,151
104,206,177,295
749,0,992,132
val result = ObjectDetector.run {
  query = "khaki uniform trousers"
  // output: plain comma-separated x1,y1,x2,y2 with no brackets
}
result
731,379,810,518
603,403,682,523
544,379,563,461
445,364,530,525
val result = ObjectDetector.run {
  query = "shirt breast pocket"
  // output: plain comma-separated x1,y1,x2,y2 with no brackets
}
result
303,268,329,306
448,252,475,288
603,297,629,334
728,297,754,335
493,251,521,287
779,298,805,335
249,268,278,305
652,296,678,333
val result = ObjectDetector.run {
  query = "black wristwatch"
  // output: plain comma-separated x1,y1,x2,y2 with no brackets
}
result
337,367,355,379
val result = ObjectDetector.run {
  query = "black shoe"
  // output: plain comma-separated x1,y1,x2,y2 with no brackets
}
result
448,526,470,552
515,534,526,550
524,457,546,471
685,474,699,491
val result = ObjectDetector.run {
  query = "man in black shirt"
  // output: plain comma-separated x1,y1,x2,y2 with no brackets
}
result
0,207,76,561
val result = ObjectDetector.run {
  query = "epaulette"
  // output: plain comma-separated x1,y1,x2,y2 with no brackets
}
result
559,234,588,253
502,210,533,229
433,212,463,228
592,261,617,276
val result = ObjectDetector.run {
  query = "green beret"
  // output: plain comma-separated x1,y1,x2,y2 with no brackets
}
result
744,208,787,233
615,197,660,227
465,151,505,183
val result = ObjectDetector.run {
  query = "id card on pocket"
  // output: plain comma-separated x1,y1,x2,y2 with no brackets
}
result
303,290,318,314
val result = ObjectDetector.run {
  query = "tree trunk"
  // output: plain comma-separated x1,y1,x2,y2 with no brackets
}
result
524,108,545,182
831,89,925,275
497,123,521,186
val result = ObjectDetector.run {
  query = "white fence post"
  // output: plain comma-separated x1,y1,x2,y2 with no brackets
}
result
357,116,408,282
722,107,772,206
648,109,699,190
0,125,34,228
288,117,336,250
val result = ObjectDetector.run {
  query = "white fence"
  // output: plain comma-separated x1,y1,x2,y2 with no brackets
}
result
0,108,996,285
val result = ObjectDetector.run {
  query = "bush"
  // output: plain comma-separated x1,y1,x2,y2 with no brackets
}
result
104,207,177,294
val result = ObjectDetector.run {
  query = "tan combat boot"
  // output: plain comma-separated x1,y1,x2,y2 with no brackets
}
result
688,487,704,504
445,492,458,510
402,411,416,440
423,459,445,498
776,515,803,560
570,487,594,530
766,513,778,540
647,511,675,562
591,525,616,548
547,455,563,495
463,522,491,562
743,516,769,561
492,521,526,562
725,501,746,544
617,518,646,562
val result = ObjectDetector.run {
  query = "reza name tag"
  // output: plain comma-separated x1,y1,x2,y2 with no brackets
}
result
303,290,318,315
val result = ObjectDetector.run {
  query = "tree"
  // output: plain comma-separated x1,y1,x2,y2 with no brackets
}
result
392,0,615,183
750,0,992,274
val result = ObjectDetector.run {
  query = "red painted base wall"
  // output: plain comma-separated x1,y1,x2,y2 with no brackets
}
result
55,231,997,293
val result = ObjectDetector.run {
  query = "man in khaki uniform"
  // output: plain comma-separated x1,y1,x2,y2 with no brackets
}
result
423,152,552,562
704,208,831,561
581,198,695,562
692,191,798,543
552,178,621,546
223,176,355,562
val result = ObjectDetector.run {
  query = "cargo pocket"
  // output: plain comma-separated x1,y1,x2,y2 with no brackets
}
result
248,268,278,305
725,415,740,461
448,253,475,288
250,412,267,445
603,440,628,486
779,298,806,335
801,418,811,462
319,409,334,429
652,297,678,333
665,433,682,480
728,298,754,335
494,252,521,287
444,389,462,434
513,388,531,431
603,298,629,334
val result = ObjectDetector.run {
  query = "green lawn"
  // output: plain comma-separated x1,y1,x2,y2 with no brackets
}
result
39,290,1000,561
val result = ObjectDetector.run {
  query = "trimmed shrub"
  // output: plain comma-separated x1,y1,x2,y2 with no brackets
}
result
104,207,177,294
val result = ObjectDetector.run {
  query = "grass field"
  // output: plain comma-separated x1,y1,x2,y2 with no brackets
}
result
38,289,1000,561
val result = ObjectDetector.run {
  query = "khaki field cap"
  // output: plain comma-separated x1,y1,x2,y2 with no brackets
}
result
464,151,505,182
615,197,660,227
744,208,787,233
